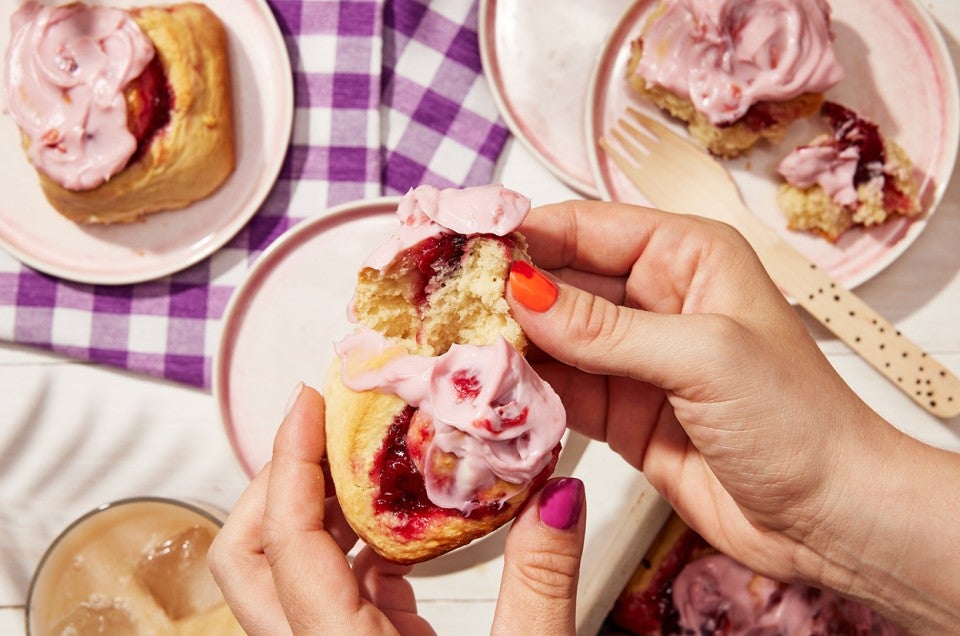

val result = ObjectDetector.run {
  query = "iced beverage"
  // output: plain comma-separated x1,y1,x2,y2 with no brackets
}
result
27,498,244,635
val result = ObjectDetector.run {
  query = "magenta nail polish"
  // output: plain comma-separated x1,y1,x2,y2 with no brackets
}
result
538,478,584,530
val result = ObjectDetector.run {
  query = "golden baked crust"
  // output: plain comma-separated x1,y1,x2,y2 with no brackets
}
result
325,233,557,564
36,3,234,224
627,40,823,159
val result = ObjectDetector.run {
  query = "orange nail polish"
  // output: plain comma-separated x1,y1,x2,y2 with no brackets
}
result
509,260,558,312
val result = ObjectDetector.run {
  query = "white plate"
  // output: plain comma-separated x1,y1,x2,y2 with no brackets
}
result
586,0,960,289
214,199,403,478
0,0,293,285
479,0,633,198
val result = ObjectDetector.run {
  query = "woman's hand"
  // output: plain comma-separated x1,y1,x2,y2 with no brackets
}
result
507,200,896,582
209,384,587,635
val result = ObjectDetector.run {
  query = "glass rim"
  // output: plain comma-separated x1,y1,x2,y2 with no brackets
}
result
25,496,225,635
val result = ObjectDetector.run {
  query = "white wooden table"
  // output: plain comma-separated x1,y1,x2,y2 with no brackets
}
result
3,3,960,632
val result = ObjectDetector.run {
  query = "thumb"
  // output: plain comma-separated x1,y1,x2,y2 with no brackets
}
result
507,260,726,390
491,477,586,636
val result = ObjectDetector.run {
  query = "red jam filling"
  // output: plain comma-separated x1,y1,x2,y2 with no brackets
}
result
126,55,174,164
736,101,778,132
403,233,515,307
609,529,709,635
372,406,502,540
821,101,884,187
821,101,917,215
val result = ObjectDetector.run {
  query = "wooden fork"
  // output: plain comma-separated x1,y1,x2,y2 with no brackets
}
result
600,106,960,418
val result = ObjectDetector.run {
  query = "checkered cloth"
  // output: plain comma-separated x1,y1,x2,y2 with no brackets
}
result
0,0,509,388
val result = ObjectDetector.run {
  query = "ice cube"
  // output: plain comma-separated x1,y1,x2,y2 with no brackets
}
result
135,525,223,620
52,601,136,636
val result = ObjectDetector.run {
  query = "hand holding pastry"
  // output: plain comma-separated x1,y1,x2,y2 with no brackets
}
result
507,199,960,633
209,385,586,636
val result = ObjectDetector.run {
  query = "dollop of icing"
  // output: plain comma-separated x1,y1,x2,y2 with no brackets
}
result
3,2,155,190
634,0,844,125
777,142,860,206
335,328,565,514
363,184,531,271
673,554,906,635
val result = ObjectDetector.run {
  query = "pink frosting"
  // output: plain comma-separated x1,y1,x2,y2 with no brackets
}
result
673,554,906,635
363,184,531,271
777,142,860,206
634,0,844,125
335,328,565,514
3,2,155,190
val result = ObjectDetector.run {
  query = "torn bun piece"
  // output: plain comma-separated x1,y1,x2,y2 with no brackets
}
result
324,185,566,564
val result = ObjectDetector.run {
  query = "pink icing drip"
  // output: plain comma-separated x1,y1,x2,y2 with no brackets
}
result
3,2,155,190
362,184,530,271
635,0,844,125
335,329,565,514
778,142,860,206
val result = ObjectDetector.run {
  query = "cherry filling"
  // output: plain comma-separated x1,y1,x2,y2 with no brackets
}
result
374,406,433,517
403,233,516,307
821,101,884,186
125,55,174,164
372,406,502,539
609,529,709,635
821,101,917,215
735,101,778,132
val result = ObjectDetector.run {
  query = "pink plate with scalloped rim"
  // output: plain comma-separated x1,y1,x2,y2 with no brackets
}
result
586,0,960,289
0,0,292,285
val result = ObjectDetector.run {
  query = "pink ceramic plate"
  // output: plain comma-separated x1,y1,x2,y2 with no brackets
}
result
214,199,402,478
479,0,633,198
0,0,293,285
586,0,960,289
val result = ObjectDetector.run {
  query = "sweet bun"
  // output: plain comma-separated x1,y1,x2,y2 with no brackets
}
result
324,185,565,564
626,0,844,158
5,2,234,224
608,513,908,634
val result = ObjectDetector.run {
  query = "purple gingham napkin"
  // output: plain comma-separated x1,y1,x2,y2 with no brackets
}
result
0,0,509,388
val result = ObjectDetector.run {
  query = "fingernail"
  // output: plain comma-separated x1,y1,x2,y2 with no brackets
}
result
539,477,584,530
283,381,304,419
509,260,558,312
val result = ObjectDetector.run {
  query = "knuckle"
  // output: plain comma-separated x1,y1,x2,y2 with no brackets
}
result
206,535,226,578
258,520,286,567
571,293,630,352
513,550,580,600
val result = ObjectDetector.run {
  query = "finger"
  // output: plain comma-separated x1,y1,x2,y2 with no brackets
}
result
533,360,666,467
353,546,434,634
353,547,415,610
260,384,365,633
520,200,664,274
324,495,360,554
522,200,777,317
508,262,734,393
492,478,586,636
209,465,293,636
551,267,626,306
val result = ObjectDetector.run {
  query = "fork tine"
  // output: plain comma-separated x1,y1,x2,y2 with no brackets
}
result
609,120,649,166
626,107,676,144
626,106,732,183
